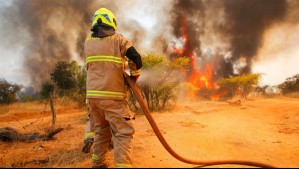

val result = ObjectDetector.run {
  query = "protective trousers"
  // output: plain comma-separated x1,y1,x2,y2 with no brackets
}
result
81,111,95,154
88,99,135,168
85,112,94,140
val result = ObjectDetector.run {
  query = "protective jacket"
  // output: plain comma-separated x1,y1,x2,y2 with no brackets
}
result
85,31,142,100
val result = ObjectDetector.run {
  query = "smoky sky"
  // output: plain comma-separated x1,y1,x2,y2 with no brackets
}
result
0,0,152,90
0,0,297,90
169,0,290,78
171,0,205,58
0,0,97,89
222,0,288,75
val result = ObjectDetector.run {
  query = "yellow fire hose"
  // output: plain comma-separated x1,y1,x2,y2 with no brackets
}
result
124,72,275,168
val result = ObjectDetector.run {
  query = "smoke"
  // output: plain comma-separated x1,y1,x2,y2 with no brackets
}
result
0,0,99,90
121,19,147,51
222,0,288,75
168,0,290,78
170,0,205,59
0,0,172,90
1,0,298,91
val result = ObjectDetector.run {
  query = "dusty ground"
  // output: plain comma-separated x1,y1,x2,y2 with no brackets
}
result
0,97,299,168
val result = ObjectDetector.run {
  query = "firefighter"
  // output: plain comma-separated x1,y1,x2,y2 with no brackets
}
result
84,8,142,168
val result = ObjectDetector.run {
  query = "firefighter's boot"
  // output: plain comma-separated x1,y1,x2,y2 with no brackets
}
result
82,137,94,153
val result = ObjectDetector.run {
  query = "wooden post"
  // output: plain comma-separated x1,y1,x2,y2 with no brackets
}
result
50,96,56,128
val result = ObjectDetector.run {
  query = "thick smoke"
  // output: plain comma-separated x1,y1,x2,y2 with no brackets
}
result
0,0,98,90
0,0,166,90
222,0,288,75
170,0,205,59
1,0,297,91
169,0,289,79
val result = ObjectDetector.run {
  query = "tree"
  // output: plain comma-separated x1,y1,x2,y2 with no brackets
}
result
66,61,87,107
40,82,54,99
137,54,190,111
278,74,299,94
217,73,262,99
255,85,269,95
50,61,77,93
49,61,86,107
0,79,21,104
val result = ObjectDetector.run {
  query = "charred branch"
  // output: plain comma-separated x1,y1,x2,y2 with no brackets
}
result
0,127,64,142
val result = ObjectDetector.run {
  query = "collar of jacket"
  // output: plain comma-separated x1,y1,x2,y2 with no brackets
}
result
91,25,115,38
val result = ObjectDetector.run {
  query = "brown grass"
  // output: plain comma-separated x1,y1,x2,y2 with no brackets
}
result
1,96,299,168
0,99,91,168
286,92,299,98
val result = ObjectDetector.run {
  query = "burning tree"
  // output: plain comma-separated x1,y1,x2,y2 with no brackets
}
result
167,0,288,100
171,16,219,100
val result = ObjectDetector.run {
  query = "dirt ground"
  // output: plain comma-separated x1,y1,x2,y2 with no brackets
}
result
0,96,299,168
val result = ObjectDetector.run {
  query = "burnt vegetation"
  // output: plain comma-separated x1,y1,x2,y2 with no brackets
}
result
0,127,63,143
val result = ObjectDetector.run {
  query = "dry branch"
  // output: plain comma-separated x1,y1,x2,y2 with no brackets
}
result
0,127,64,142
227,99,242,106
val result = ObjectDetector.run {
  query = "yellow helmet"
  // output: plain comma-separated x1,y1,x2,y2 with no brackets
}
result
92,8,117,30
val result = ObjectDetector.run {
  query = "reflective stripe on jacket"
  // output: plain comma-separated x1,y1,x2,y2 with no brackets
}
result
85,34,132,100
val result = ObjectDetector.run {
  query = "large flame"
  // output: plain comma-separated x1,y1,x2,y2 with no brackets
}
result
173,17,217,99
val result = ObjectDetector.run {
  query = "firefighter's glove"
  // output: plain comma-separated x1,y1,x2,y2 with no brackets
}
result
82,137,94,153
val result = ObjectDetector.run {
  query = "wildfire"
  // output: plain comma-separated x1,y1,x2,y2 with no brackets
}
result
211,89,228,101
173,17,218,99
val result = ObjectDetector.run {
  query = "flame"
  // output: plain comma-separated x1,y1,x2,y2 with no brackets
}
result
211,89,228,100
173,17,217,99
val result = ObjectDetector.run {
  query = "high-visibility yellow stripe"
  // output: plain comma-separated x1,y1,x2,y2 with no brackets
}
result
130,69,141,76
115,163,132,168
87,90,126,95
85,132,95,139
87,56,122,61
87,59,122,64
87,94,125,98
86,56,122,64
92,153,104,161
86,35,115,41
87,90,126,98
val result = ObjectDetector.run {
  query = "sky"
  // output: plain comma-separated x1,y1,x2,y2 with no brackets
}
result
0,0,299,88
252,21,299,86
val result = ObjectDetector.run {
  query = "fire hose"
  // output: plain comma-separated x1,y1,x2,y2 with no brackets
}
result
124,72,276,168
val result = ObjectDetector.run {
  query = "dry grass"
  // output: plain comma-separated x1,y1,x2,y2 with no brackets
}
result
286,92,299,98
0,99,92,168
2,96,299,168
0,98,82,124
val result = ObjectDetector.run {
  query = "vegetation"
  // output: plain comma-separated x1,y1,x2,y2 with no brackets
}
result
136,54,190,111
255,85,270,95
40,82,54,100
49,61,87,107
51,61,77,92
7,57,295,108
46,55,190,111
0,79,21,105
216,73,262,99
278,74,299,95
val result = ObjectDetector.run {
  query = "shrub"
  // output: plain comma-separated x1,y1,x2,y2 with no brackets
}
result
137,54,189,111
0,79,21,105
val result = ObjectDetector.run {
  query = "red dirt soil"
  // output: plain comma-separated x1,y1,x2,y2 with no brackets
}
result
0,97,299,168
